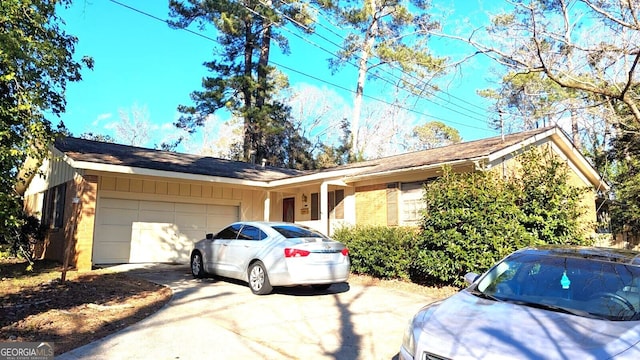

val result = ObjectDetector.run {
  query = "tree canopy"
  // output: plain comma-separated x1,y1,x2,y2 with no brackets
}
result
168,0,316,168
319,0,447,158
1,0,91,247
415,147,589,286
406,121,461,151
458,0,640,127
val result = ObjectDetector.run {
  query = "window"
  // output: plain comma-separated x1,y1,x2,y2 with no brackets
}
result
238,225,267,241
310,189,345,221
402,199,425,224
43,184,66,229
311,193,319,220
328,189,345,220
401,181,428,224
215,224,242,239
272,224,328,239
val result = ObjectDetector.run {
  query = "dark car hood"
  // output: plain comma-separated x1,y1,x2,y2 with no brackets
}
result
414,291,640,359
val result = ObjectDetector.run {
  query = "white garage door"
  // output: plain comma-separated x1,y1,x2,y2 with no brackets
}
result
93,198,239,264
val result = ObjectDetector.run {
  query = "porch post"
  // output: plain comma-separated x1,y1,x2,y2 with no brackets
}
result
264,191,271,221
320,181,329,234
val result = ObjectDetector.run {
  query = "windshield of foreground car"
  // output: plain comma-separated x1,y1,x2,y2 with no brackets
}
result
473,253,640,321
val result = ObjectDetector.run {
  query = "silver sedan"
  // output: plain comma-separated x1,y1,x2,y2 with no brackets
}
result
401,246,640,359
190,221,350,295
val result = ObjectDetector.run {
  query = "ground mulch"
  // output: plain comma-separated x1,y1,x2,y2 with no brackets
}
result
0,259,172,355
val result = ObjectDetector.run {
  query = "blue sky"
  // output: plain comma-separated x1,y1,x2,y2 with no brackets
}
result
58,0,502,152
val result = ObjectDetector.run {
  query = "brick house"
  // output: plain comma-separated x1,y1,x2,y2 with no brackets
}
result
18,126,608,271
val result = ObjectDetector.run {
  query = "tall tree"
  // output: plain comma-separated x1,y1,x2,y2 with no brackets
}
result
281,84,351,157
319,0,446,158
608,90,640,236
357,100,412,158
168,0,314,165
1,0,91,244
315,117,354,168
183,116,244,160
434,0,640,133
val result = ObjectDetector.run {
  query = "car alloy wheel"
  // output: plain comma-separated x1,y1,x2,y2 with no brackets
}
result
191,252,204,278
248,261,272,295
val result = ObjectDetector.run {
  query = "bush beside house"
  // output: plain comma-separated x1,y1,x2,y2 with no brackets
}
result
336,147,594,288
333,226,417,280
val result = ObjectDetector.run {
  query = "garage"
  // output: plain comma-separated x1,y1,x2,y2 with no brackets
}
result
93,198,239,264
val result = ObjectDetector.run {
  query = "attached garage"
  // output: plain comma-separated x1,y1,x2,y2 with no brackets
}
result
93,198,239,264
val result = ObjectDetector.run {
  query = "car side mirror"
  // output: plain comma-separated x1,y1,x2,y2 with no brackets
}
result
464,272,480,285
206,233,213,240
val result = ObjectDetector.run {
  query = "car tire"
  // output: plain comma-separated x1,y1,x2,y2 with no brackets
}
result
311,284,331,291
191,252,205,279
248,261,272,295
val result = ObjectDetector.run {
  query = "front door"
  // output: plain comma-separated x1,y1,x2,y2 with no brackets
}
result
283,197,295,222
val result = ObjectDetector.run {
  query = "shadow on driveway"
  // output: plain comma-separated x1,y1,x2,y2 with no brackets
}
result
59,263,437,360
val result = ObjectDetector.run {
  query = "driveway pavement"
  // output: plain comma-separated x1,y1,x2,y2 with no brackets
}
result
56,264,440,360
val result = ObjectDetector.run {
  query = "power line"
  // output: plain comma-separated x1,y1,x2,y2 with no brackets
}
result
274,61,490,131
253,1,492,124
293,0,492,114
108,0,217,43
107,0,496,133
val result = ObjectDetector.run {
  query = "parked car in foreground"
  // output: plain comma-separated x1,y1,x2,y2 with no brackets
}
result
401,246,640,359
190,221,350,295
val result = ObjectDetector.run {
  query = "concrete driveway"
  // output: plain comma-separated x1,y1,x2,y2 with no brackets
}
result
57,264,440,360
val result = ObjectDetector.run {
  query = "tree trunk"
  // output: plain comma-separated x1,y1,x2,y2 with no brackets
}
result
571,109,579,149
243,16,254,162
351,0,378,159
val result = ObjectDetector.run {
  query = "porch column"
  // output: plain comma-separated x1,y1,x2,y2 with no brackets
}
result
264,191,271,221
320,181,329,234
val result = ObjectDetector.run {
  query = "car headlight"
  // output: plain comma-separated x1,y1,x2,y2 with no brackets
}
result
401,318,416,358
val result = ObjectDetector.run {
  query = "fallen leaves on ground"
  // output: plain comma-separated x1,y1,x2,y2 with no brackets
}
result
0,259,171,355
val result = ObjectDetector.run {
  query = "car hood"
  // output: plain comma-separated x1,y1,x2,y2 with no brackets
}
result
414,291,640,359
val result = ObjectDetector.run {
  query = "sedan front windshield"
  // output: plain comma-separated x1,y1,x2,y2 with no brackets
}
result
475,252,640,321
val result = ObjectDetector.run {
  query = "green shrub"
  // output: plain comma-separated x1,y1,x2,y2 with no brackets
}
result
335,148,592,288
333,225,418,280
414,147,589,287
0,212,46,263
413,169,537,287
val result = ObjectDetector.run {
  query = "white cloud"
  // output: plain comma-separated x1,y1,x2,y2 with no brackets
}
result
92,113,112,126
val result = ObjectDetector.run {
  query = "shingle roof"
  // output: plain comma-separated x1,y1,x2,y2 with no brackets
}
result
54,137,307,182
331,126,557,176
54,126,559,182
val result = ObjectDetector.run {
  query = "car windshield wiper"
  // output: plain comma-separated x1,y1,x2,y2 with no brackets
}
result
505,300,600,318
467,289,502,302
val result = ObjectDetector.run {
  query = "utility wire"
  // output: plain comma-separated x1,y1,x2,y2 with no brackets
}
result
253,1,491,123
109,0,218,43
274,61,490,131
279,0,492,114
107,0,495,132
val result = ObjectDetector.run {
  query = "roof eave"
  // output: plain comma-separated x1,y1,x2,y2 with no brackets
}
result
267,167,370,189
486,127,610,191
342,158,482,183
70,160,271,188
